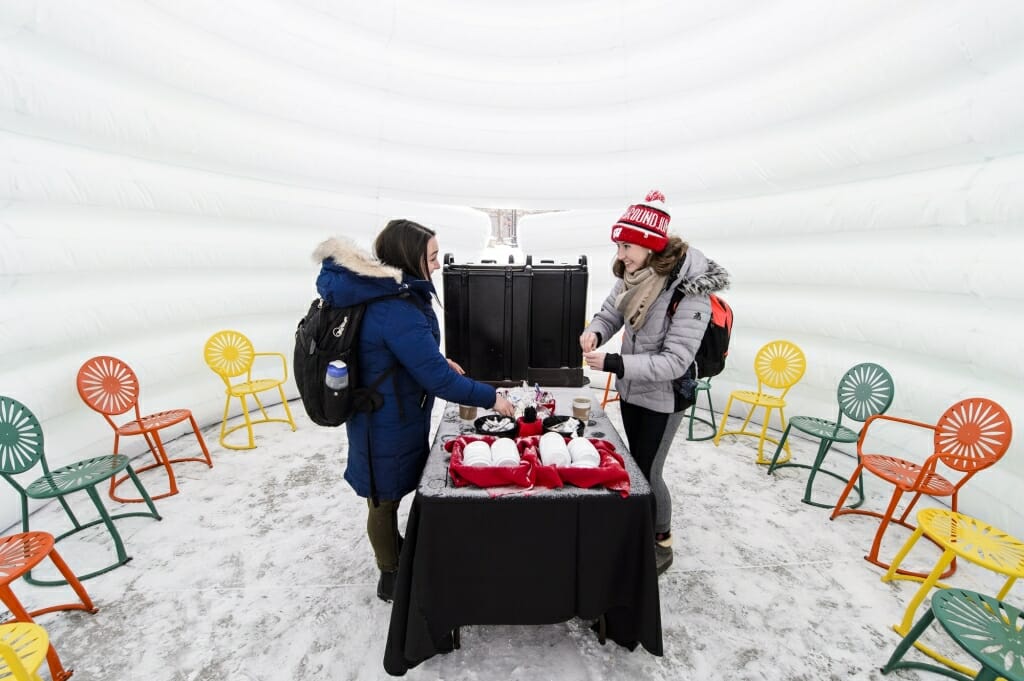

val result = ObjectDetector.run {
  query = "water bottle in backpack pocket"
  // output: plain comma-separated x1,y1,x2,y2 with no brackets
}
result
323,360,350,423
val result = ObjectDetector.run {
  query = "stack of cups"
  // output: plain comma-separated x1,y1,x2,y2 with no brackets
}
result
462,440,492,466
538,432,571,467
567,438,601,468
490,438,521,467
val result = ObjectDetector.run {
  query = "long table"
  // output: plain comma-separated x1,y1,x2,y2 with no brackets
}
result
383,387,663,676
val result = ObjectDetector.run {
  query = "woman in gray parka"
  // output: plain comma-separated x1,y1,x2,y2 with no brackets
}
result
581,190,729,575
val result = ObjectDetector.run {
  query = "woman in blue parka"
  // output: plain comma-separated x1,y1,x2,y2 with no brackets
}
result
314,219,515,602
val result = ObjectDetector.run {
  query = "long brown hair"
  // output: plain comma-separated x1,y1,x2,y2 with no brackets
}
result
374,219,437,279
612,236,688,278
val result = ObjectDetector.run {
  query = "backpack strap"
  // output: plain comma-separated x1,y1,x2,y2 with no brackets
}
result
667,282,686,318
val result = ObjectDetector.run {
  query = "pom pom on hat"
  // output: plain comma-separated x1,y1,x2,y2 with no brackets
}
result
610,190,670,253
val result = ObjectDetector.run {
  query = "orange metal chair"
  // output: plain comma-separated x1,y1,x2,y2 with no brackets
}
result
0,532,97,681
600,372,619,409
77,356,213,502
204,330,297,450
830,397,1013,577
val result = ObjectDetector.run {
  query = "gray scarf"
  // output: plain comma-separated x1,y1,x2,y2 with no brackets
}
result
615,267,667,332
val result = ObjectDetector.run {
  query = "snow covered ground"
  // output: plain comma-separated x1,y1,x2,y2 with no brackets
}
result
2,389,1008,680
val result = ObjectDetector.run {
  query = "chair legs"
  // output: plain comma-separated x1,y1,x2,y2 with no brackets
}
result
0,540,97,681
714,397,791,464
881,547,999,680
767,429,865,509
109,417,213,503
601,373,619,409
880,604,981,681
685,385,717,441
219,389,297,451
830,478,955,578
0,588,76,681
24,471,161,586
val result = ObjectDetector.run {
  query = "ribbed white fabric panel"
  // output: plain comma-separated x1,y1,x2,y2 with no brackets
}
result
520,154,1024,537
1,0,1022,536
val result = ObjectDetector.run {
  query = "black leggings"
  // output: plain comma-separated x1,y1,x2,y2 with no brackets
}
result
620,400,682,536
620,400,670,479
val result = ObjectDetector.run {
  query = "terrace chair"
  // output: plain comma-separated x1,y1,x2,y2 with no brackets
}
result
767,362,895,508
203,330,297,450
77,355,213,502
684,376,718,441
0,533,96,681
0,622,49,681
714,340,806,464
830,396,1012,576
0,395,161,585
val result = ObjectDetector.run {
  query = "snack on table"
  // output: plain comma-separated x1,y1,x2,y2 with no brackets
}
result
543,415,584,437
474,414,517,437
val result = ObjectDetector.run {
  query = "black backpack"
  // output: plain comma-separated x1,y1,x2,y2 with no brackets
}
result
293,294,403,427
668,289,733,379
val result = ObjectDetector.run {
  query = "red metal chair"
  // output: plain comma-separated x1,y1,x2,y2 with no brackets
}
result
77,355,213,502
830,397,1013,577
0,532,97,680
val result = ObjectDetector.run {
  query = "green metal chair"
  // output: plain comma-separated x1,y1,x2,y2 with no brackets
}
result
766,362,894,509
685,377,718,441
0,395,162,585
882,588,1024,681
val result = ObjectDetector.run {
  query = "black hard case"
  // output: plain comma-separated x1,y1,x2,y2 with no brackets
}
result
442,254,588,387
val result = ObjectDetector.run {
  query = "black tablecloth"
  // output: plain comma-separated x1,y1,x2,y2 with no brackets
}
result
383,388,663,675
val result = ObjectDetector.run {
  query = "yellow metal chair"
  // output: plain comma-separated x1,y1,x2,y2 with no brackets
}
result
0,622,49,681
203,330,297,450
882,509,1024,678
714,340,806,465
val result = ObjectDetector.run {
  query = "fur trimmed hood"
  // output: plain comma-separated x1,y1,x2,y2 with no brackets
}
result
672,246,731,296
312,236,403,284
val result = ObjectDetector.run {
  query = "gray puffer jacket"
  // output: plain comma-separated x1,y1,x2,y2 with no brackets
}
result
586,246,730,414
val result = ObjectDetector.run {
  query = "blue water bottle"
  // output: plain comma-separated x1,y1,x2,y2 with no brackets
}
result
325,360,349,392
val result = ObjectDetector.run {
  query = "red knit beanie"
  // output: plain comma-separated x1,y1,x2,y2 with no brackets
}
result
610,190,670,253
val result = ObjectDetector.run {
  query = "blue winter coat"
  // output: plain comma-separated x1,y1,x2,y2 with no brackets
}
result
313,237,497,500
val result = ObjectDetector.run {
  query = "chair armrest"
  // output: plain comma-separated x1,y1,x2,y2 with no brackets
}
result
857,412,936,455
253,352,289,381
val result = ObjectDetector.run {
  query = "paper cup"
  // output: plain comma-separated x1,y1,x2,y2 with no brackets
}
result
571,397,592,421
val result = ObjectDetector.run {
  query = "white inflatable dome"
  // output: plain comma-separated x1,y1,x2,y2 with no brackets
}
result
1,0,1022,537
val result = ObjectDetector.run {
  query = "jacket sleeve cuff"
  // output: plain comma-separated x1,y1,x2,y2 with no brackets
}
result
604,353,624,378
594,332,603,346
